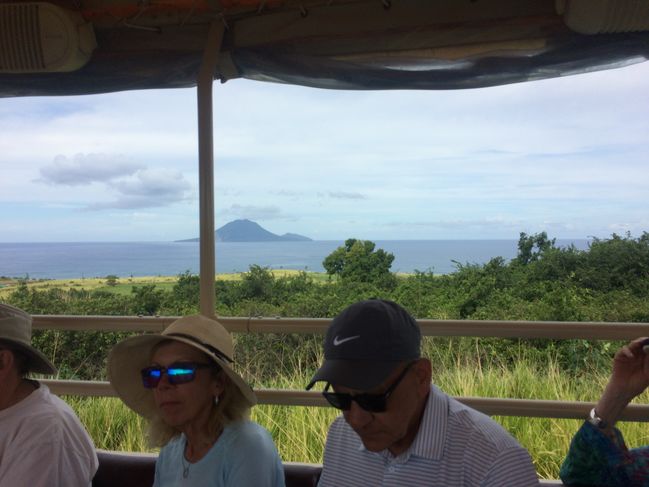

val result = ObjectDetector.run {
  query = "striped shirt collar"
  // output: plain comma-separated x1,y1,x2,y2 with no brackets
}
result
360,384,448,462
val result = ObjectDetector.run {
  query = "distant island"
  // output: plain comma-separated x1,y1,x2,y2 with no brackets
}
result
176,219,312,243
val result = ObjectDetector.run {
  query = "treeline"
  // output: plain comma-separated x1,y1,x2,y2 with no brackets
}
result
4,232,649,382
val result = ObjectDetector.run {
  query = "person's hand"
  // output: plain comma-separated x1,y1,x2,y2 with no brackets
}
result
608,337,649,400
594,337,649,428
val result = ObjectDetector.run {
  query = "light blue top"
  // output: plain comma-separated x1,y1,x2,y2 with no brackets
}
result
153,420,285,487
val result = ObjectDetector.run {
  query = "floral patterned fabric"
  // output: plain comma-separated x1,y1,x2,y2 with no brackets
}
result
560,421,649,486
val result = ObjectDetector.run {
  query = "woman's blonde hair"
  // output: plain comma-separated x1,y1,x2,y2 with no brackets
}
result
146,341,251,447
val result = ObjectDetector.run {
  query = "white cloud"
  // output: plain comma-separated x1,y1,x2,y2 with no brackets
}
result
86,169,193,210
326,192,366,200
37,153,144,186
27,153,195,211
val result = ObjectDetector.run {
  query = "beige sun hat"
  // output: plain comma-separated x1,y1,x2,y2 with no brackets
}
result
0,303,56,375
108,314,257,419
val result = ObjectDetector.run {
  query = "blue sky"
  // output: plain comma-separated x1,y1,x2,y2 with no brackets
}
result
1,60,648,242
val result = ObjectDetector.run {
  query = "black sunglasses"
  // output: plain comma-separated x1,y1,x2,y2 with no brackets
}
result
140,362,213,388
322,361,416,413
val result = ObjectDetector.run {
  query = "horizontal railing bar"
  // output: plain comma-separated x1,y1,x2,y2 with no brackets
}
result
34,315,173,332
43,380,649,421
33,315,649,339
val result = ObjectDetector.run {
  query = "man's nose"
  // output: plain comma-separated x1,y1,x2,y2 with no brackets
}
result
344,400,372,429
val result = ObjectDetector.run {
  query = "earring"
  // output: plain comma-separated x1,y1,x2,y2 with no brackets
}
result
214,395,220,406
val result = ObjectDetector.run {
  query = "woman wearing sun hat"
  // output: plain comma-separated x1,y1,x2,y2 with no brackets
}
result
108,314,285,486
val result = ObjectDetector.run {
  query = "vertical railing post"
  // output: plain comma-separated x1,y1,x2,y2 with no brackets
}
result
197,21,224,318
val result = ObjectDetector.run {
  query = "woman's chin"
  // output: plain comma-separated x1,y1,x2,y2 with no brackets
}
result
157,403,186,425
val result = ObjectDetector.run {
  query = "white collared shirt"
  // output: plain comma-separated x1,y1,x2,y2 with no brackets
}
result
318,384,539,486
0,383,98,487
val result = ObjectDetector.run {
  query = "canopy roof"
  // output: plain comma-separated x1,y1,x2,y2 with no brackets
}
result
1,0,648,97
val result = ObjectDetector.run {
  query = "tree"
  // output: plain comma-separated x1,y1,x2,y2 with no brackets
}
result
323,238,396,288
172,271,200,307
515,232,556,265
240,265,275,300
105,275,118,286
131,284,164,316
576,232,649,294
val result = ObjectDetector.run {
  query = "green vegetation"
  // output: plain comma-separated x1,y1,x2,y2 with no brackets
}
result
105,275,119,287
2,231,649,478
323,238,397,289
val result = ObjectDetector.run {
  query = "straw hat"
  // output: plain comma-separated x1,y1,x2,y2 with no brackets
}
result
0,303,56,375
108,314,256,419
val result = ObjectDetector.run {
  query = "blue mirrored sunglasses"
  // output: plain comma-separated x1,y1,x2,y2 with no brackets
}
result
140,362,212,388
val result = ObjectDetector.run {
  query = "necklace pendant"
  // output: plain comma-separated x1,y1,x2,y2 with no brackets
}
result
183,464,189,479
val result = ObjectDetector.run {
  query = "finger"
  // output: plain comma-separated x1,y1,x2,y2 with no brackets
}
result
618,346,635,360
619,338,649,359
629,337,649,351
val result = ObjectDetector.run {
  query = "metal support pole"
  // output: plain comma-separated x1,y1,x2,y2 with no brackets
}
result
197,21,224,318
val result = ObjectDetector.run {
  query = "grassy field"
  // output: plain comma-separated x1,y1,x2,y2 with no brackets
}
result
0,276,174,298
0,270,331,299
63,344,649,480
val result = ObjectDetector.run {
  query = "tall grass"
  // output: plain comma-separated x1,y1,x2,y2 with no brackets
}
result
65,396,150,452
65,339,649,479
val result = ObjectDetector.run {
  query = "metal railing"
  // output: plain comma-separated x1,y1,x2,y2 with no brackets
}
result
35,314,649,422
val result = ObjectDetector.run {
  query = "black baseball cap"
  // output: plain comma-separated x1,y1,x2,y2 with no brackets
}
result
306,299,421,391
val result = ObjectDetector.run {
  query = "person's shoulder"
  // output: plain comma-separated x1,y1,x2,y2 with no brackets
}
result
323,415,352,439
444,393,523,449
225,420,276,448
328,415,350,434
218,421,282,466
157,434,184,467
324,415,358,449
38,387,93,432
12,386,70,425
228,419,270,436
159,434,184,458
162,434,185,450
5,386,91,448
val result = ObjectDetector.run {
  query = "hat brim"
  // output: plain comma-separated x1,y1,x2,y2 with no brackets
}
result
4,340,56,375
306,359,402,391
108,334,256,419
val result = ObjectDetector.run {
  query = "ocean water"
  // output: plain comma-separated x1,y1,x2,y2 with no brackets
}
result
0,239,590,280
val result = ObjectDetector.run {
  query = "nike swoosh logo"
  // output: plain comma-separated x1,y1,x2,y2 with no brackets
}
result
333,335,360,346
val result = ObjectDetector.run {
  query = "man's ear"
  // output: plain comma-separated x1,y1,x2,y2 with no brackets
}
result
413,358,432,396
0,349,13,372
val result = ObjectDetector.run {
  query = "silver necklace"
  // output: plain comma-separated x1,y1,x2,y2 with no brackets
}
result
182,430,221,479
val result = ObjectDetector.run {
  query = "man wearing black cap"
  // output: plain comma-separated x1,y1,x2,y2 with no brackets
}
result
307,299,539,486
0,303,98,486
